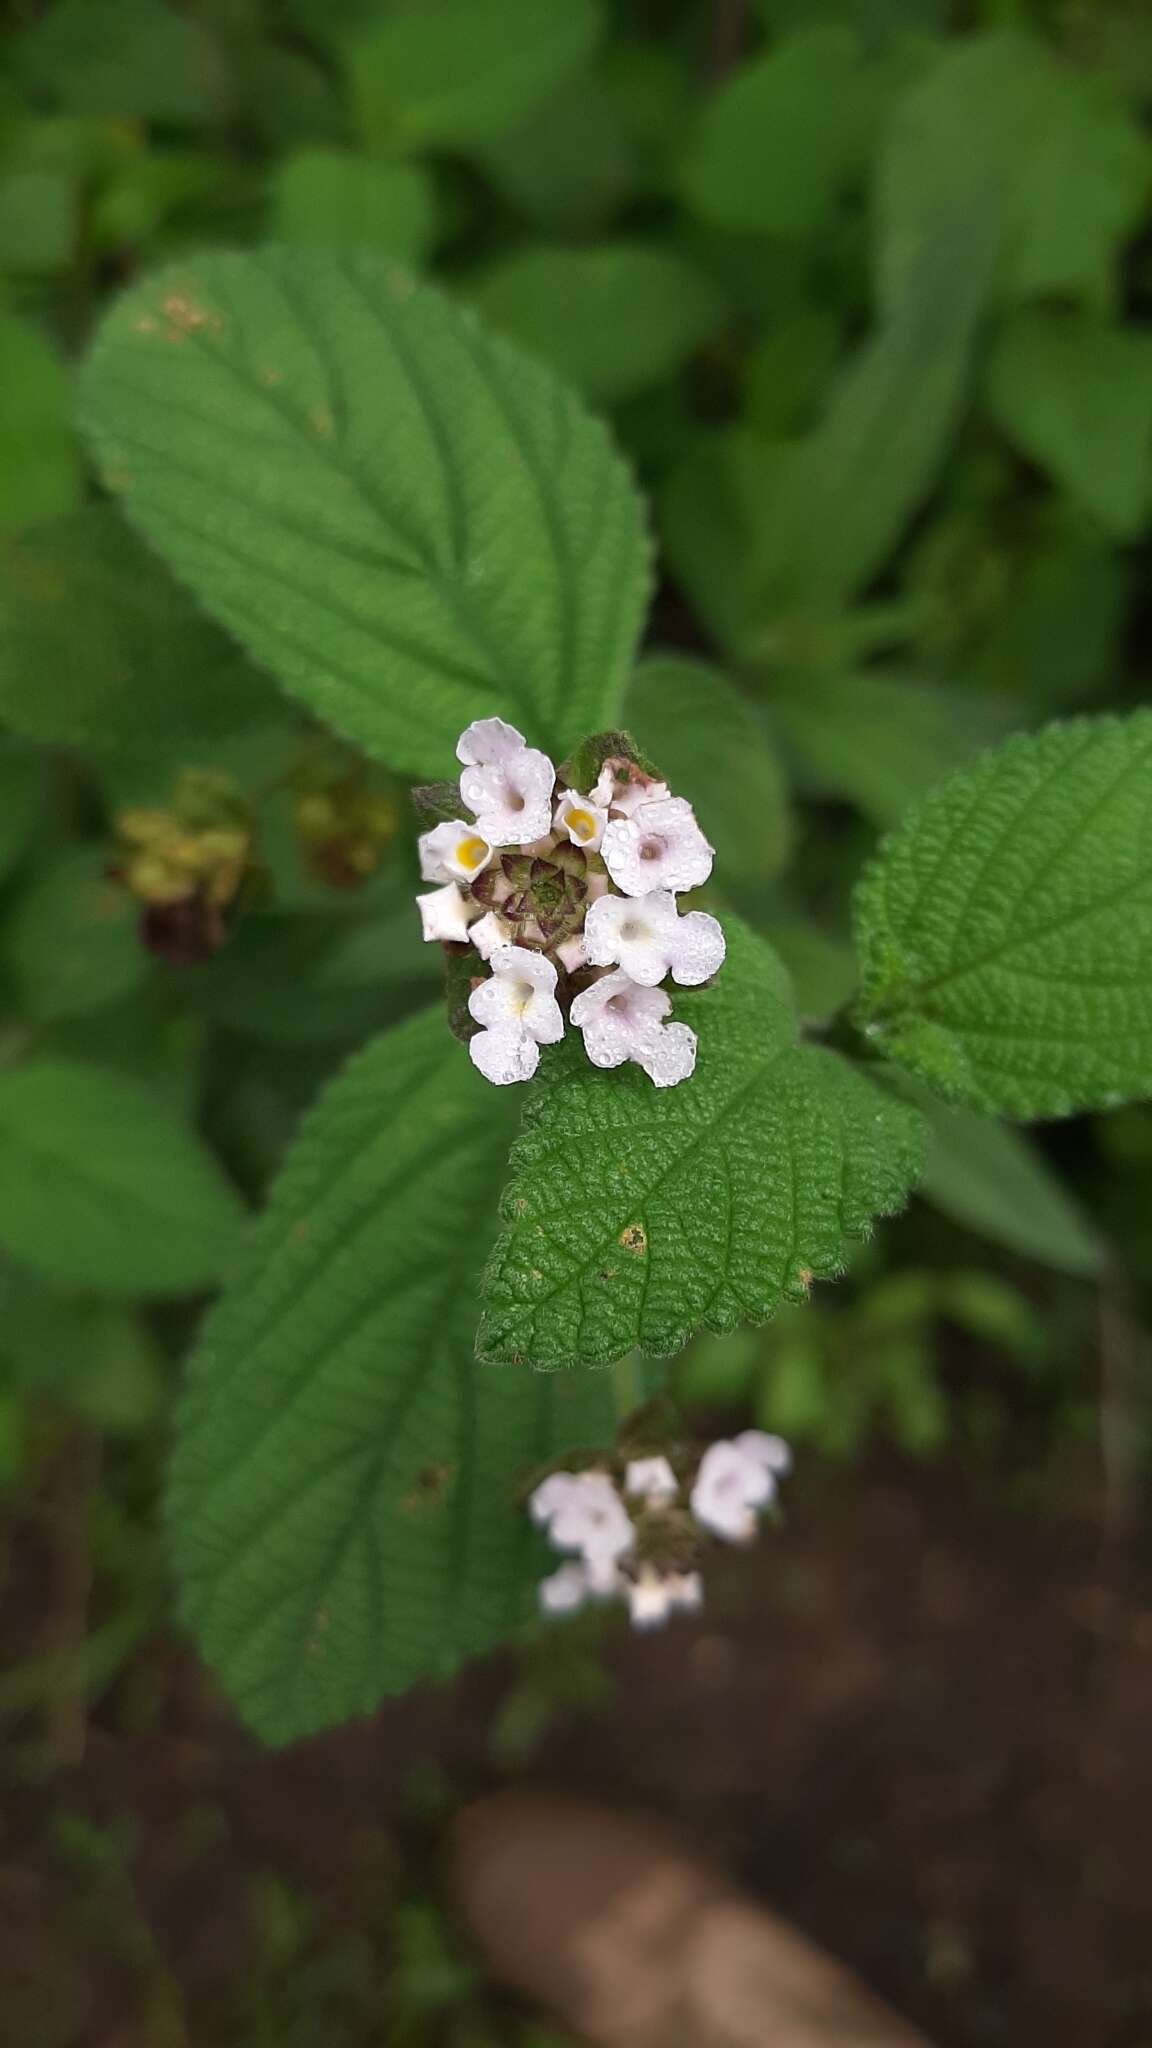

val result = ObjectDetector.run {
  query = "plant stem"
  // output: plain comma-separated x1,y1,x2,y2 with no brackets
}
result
613,1351,645,1426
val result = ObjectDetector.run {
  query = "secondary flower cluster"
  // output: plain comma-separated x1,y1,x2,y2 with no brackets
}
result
415,718,725,1087
529,1431,792,1630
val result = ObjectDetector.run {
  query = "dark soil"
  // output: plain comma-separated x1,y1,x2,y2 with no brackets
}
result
2,1454,1150,2048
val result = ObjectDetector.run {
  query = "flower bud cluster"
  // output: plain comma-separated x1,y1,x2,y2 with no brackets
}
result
528,1430,792,1630
415,718,725,1087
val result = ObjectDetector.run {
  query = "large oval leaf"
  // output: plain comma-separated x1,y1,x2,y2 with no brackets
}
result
79,247,651,777
170,1009,616,1746
479,921,924,1370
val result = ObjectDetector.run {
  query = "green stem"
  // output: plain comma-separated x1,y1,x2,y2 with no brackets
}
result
612,1350,645,1426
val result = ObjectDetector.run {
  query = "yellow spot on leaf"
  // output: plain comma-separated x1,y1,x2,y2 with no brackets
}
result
619,1222,647,1255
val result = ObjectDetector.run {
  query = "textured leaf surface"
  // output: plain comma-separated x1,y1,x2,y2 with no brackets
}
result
855,714,1152,1117
479,922,924,1369
0,1061,244,1295
79,247,650,777
469,241,724,402
625,654,791,884
170,1009,616,1745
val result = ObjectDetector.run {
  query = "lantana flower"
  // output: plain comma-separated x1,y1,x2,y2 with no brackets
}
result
570,972,697,1087
414,717,726,1089
591,761,670,817
690,1438,778,1544
418,819,493,885
467,945,563,1086
416,881,476,944
531,1432,791,1631
554,788,608,851
457,717,555,846
584,890,725,988
601,796,714,897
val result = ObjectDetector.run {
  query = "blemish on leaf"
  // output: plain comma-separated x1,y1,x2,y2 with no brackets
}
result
305,1606,330,1657
403,1462,454,1511
133,315,159,336
309,405,334,438
619,1223,647,1255
160,291,224,341
259,365,284,387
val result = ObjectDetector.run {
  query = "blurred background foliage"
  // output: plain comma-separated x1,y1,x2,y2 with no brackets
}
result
1,0,1152,2039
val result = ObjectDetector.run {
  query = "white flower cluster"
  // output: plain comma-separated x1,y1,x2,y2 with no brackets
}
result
415,718,724,1087
529,1431,791,1631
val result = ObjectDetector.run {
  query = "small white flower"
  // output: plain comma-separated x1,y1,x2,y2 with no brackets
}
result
601,796,714,897
416,882,477,945
690,1440,774,1544
569,971,697,1088
554,789,608,851
666,1570,704,1614
467,945,564,1086
732,1430,792,1478
591,762,670,818
538,1556,624,1616
583,891,678,986
470,910,512,960
624,1455,678,1505
539,1562,591,1616
418,819,494,885
584,891,726,989
456,717,528,767
545,1470,635,1564
529,1471,583,1527
458,722,555,847
555,932,587,974
468,1024,541,1086
628,1567,673,1630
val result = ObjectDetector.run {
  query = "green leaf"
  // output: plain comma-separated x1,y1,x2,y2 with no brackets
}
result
0,170,75,272
79,247,650,776
479,920,924,1370
13,0,217,126
986,312,1152,538
0,741,46,885
896,1080,1105,1277
0,507,277,765
169,1008,615,1745
625,654,791,885
0,1060,244,1294
4,845,148,1023
475,64,635,234
1009,70,1151,304
769,671,1013,828
270,149,438,265
854,713,1152,1117
680,27,884,238
346,0,600,155
186,904,435,1047
877,33,1151,315
468,241,724,404
0,318,82,535
0,1272,165,1432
